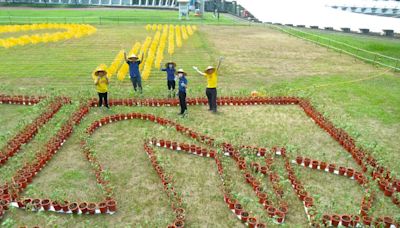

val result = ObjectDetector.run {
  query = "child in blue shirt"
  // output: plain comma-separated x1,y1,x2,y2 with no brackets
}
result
124,52,144,94
161,62,176,98
176,69,188,117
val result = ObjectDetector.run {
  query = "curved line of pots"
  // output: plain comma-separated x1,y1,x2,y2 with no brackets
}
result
0,97,70,167
85,112,273,227
148,138,269,227
0,94,44,105
144,142,186,228
0,101,90,220
299,100,400,202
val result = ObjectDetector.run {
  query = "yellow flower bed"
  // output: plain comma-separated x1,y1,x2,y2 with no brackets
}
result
0,23,96,48
93,24,197,82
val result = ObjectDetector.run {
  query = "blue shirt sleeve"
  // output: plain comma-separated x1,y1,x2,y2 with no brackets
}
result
161,68,167,71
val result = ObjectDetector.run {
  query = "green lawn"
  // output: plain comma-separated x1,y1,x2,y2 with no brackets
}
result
0,5,238,25
0,7,399,227
275,25,400,70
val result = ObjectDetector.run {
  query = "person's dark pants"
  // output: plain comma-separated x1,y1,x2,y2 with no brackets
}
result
178,91,187,114
131,77,142,92
206,88,217,112
98,92,109,108
167,80,176,91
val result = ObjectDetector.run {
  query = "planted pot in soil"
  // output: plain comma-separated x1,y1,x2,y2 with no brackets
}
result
383,216,394,227
304,158,311,167
362,215,372,226
79,202,88,214
351,215,360,227
241,211,249,222
275,210,285,223
322,214,331,226
384,186,394,197
341,214,351,226
69,202,79,214
304,196,313,207
174,219,185,227
311,160,319,169
331,214,341,227
338,166,346,176
267,206,276,217
346,168,355,177
227,198,236,209
319,161,328,170
87,202,96,215
248,217,257,228
41,199,51,211
234,203,243,215
328,164,336,173
98,202,108,214
106,199,117,212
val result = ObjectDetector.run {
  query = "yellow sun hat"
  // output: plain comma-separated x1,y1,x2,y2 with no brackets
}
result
204,66,216,73
128,54,139,61
177,68,187,76
94,66,108,76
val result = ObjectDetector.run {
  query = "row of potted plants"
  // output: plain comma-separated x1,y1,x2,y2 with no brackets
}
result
0,97,70,167
12,198,116,215
299,99,400,204
0,94,44,105
0,101,92,219
144,143,186,227
87,96,301,108
294,156,367,183
149,138,216,158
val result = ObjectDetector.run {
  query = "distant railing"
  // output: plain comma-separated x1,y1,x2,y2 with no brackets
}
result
272,25,400,72
0,15,249,25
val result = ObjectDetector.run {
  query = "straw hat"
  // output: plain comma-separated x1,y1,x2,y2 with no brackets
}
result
165,62,176,68
127,54,138,61
94,66,107,76
204,66,216,73
177,69,187,76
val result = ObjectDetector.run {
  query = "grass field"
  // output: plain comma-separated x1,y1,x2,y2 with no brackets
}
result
0,6,238,25
1,6,399,227
276,25,400,70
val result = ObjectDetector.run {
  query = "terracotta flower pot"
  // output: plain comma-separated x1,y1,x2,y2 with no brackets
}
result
304,196,313,207
41,199,51,211
98,202,108,214
304,158,311,167
384,186,394,197
248,217,257,228
383,216,394,227
107,199,117,212
346,168,355,177
241,211,249,222
174,220,184,228
328,164,336,173
227,198,236,209
78,202,88,214
322,214,331,226
311,160,319,169
319,161,327,170
341,214,351,226
339,167,346,176
275,210,285,223
87,202,96,215
266,206,276,217
234,203,243,215
331,214,340,227
351,215,360,227
362,216,372,226
69,202,79,214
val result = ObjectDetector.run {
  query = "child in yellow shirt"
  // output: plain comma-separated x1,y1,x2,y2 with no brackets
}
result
94,67,110,109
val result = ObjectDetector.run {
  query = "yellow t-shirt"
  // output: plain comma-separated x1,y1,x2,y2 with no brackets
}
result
96,77,108,93
205,71,218,88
